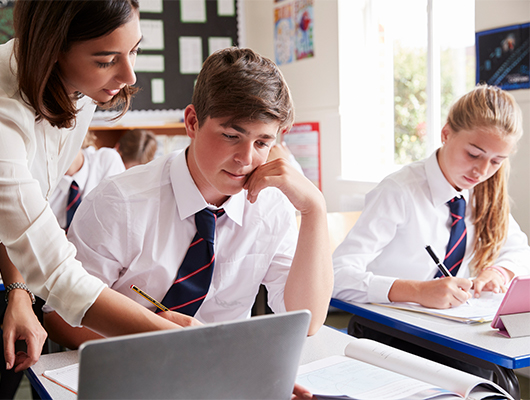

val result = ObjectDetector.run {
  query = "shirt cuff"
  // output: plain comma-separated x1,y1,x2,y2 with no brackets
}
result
367,275,398,303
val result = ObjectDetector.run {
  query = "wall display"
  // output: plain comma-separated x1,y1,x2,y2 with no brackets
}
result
135,0,238,111
283,122,321,190
274,0,314,66
295,0,314,60
476,23,529,90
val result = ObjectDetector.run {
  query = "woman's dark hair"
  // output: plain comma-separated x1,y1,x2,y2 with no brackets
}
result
13,0,139,129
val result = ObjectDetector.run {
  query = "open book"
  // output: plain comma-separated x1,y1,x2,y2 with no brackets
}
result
373,291,504,324
296,338,513,400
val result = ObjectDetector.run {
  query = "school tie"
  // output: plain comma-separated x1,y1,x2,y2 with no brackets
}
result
159,208,225,316
65,180,81,231
435,196,467,278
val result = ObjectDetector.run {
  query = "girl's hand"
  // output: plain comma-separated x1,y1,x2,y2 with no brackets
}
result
3,290,47,372
389,277,473,309
416,278,472,309
472,267,512,297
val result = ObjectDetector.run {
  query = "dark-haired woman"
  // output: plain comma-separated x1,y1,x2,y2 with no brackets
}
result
0,0,180,372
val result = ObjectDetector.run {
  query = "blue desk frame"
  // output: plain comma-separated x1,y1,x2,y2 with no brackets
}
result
331,298,529,399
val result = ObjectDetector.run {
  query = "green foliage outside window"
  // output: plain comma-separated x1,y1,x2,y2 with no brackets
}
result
393,44,475,165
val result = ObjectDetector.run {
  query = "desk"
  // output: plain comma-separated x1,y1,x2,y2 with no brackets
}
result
331,298,530,400
26,325,356,400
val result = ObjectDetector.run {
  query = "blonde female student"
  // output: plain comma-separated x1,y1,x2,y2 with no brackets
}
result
0,0,182,373
333,85,530,310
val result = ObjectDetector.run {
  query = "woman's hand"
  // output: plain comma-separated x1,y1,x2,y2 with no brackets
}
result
3,290,47,372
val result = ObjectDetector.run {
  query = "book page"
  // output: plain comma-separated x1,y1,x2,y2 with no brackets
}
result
42,363,79,394
345,340,512,399
297,355,460,399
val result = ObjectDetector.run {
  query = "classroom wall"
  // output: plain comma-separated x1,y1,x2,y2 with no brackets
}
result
241,0,375,213
241,0,530,236
475,0,530,237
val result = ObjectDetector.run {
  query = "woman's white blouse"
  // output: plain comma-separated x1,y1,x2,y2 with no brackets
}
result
0,40,106,326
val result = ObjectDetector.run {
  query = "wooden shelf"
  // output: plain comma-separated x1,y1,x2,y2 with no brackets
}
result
89,122,186,148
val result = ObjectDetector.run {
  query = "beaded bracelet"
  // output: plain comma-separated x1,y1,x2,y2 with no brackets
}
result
5,282,36,305
485,265,510,286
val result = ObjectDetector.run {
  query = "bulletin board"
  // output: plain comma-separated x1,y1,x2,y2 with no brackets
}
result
0,0,239,111
476,23,529,90
283,122,321,190
133,0,239,111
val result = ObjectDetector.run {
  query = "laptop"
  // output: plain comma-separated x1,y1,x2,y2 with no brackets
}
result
77,310,311,399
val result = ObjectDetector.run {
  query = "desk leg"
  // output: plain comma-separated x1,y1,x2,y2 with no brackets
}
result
348,315,521,400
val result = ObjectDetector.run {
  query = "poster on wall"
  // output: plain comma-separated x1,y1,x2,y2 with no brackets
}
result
476,23,529,90
283,122,321,190
295,0,314,60
274,3,294,65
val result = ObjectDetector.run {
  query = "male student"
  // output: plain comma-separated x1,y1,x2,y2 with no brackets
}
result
43,47,333,349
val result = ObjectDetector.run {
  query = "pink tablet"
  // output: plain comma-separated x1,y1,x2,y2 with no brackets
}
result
491,275,530,336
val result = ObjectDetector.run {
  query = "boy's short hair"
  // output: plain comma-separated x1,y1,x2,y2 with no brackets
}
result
192,47,294,131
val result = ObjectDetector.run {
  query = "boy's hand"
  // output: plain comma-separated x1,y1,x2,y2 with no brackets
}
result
158,311,202,327
292,383,313,399
244,158,323,214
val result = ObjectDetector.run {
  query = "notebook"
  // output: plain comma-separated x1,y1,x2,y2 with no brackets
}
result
76,310,311,399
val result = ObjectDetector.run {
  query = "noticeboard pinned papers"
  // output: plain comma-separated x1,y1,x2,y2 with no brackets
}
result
283,122,321,190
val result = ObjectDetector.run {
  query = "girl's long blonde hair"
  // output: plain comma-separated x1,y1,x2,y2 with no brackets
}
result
446,85,523,274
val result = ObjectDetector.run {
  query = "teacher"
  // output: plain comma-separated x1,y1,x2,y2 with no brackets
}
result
0,0,181,372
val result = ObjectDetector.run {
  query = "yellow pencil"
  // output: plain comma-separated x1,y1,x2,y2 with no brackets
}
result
130,284,169,312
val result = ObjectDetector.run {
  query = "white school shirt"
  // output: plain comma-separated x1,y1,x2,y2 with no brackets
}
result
332,151,530,304
67,149,299,323
0,40,106,326
49,147,125,229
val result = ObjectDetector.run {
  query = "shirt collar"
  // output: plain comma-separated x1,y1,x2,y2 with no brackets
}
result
425,149,470,207
170,149,245,226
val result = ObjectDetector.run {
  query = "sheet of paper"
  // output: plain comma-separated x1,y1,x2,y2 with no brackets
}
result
179,37,203,74
42,363,79,394
181,0,206,23
139,19,164,50
375,291,504,323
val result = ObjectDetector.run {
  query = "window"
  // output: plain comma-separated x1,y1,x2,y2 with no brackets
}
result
339,0,475,182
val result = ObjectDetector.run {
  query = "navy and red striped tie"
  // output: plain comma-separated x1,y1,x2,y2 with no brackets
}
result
435,196,467,278
159,208,224,316
65,180,81,231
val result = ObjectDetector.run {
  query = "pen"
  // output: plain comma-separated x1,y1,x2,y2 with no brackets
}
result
425,245,451,277
425,245,470,305
130,284,169,312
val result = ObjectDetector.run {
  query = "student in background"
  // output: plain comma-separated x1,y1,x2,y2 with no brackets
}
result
333,85,530,310
49,132,125,231
268,141,305,175
44,48,333,375
0,0,182,373
115,128,158,169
